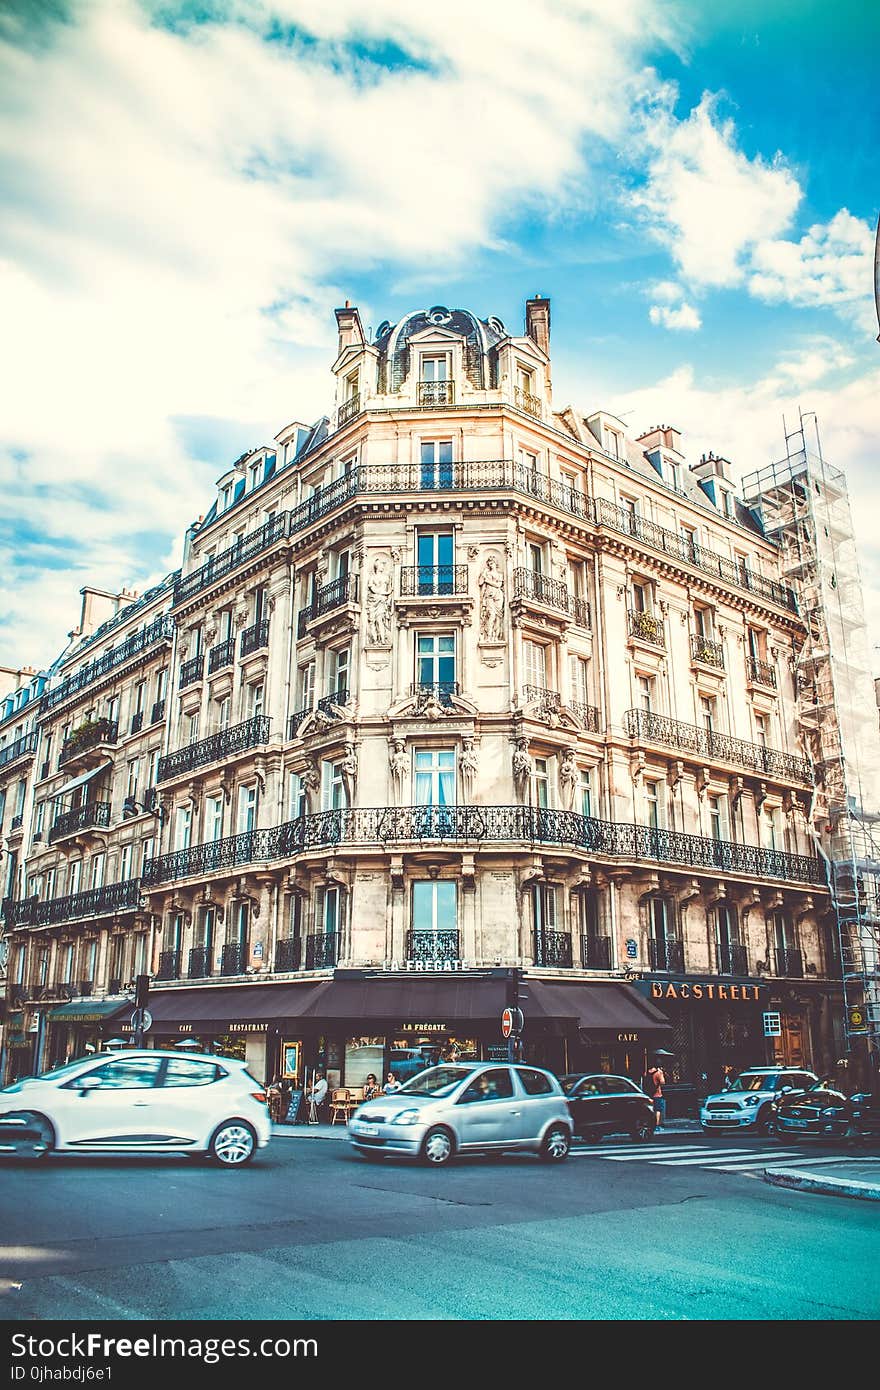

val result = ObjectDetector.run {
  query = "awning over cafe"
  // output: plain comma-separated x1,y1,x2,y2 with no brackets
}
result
524,981,672,1039
47,998,128,1024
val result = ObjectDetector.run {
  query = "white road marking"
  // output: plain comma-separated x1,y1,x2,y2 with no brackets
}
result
601,1146,758,1163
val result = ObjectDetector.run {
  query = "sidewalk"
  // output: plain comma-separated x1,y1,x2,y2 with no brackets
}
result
272,1116,702,1142
764,1158,880,1202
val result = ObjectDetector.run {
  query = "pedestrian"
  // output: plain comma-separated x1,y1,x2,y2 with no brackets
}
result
363,1073,380,1101
647,1061,666,1131
306,1072,328,1122
721,1064,734,1091
383,1070,401,1094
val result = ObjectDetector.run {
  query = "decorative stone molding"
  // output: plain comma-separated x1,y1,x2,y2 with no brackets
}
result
629,750,646,784
695,766,711,799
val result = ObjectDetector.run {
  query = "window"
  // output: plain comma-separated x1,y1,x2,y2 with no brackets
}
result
288,771,306,820
299,662,315,710
321,760,346,811
621,496,638,535
644,780,664,830
331,647,350,697
518,449,540,490
155,667,168,703
721,489,733,518
238,783,258,833
700,695,716,735
188,712,200,745
412,880,457,934
134,682,146,716
569,654,589,707
82,939,97,982
119,843,132,881
331,551,349,584
218,609,233,642
321,885,342,937
459,1068,514,1103
141,838,153,872
90,854,105,889
533,757,550,808
516,364,535,396
206,795,224,842
636,674,654,713
248,681,264,720
133,933,147,976
668,461,681,492
650,897,676,945
44,867,55,901
34,800,45,835
175,805,192,851
74,1058,163,1090
416,531,454,594
107,694,120,723
416,633,455,690
580,769,592,818
217,695,231,731
421,354,448,382
680,524,697,560
694,606,713,639
532,882,558,931
527,541,543,575
420,440,453,489
754,712,768,747
763,806,781,852
127,759,140,798
606,429,621,460
631,579,652,613
68,860,82,895
414,749,455,806
165,1058,222,1087
250,458,262,492
708,794,728,842
60,943,74,985
344,367,359,400
747,627,765,660
523,640,547,689
516,1068,554,1096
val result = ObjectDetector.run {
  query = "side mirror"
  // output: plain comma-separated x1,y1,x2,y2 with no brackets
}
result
77,1076,102,1094
779,1086,792,1094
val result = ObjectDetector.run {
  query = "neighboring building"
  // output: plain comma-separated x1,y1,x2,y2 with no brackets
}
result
3,296,851,1095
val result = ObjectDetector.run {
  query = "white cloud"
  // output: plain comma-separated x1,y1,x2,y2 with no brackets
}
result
649,300,701,330
749,209,876,323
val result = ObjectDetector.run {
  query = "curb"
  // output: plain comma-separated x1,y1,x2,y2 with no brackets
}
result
763,1167,880,1202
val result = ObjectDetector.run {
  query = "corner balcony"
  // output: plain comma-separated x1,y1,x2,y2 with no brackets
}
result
49,801,111,844
513,567,570,615
400,565,468,597
156,716,271,783
624,707,811,784
417,380,455,407
58,718,118,771
297,574,358,637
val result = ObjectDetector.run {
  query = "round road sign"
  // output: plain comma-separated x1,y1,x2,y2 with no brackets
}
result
501,1007,513,1039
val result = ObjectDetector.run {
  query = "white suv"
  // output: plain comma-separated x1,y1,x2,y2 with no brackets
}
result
0,1050,272,1165
700,1067,819,1134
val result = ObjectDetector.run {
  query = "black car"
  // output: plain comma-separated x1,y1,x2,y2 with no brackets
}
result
774,1086,880,1143
561,1074,655,1141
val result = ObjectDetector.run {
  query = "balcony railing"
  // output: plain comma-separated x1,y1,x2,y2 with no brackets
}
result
275,937,302,972
59,718,118,768
522,684,561,719
406,930,461,964
142,805,826,889
400,565,468,597
287,704,314,738
747,655,777,688
298,574,358,635
775,947,804,977
78,979,94,997
156,949,181,981
10,984,27,1006
173,513,289,608
151,698,166,725
648,938,685,973
690,634,724,670
534,930,573,968
513,385,542,418
179,654,204,688
221,941,248,976
411,681,459,709
514,567,570,612
49,801,111,843
42,616,175,713
570,595,592,629
208,638,235,673
625,707,811,783
318,687,350,715
188,945,213,979
337,394,362,427
581,934,612,970
417,380,455,407
10,814,23,832
5,878,141,929
305,933,337,970
627,609,665,648
156,716,271,782
130,711,144,735
241,619,269,659
568,700,601,732
0,731,37,770
718,940,749,976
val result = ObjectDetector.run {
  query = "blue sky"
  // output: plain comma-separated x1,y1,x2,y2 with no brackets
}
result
1,0,878,671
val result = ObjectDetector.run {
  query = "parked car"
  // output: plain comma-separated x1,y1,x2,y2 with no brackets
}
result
0,1050,271,1166
700,1066,819,1133
773,1086,880,1143
561,1073,655,1141
348,1062,573,1166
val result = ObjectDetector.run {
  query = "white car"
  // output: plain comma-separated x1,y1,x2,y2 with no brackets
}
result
700,1066,819,1134
0,1049,272,1166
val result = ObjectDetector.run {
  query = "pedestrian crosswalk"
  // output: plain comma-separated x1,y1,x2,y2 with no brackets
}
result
567,1139,848,1175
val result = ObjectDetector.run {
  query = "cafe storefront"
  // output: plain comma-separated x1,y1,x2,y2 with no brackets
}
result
632,976,772,1089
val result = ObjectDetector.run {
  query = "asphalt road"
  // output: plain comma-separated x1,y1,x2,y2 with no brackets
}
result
2,1133,878,1321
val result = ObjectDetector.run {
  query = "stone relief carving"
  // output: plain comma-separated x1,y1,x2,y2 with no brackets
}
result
365,553,393,646
478,552,505,642
389,739,409,804
558,747,579,811
512,739,533,803
341,744,358,805
460,738,479,801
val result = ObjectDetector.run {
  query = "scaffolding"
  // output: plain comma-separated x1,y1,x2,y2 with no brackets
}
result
743,412,880,1070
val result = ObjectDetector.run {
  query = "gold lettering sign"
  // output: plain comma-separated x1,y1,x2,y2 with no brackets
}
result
617,1032,639,1042
649,981,761,1003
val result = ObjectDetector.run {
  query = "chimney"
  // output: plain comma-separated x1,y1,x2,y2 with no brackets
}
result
637,424,683,457
335,303,366,356
525,295,551,356
690,451,732,482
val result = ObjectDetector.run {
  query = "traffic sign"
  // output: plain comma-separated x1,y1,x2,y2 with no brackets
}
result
501,1007,523,1038
847,1003,867,1032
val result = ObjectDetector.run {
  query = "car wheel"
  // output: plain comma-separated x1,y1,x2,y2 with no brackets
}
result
208,1120,257,1167
630,1120,654,1142
539,1125,571,1162
421,1126,454,1167
0,1111,55,1161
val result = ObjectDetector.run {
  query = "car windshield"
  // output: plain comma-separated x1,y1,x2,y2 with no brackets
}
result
560,1076,583,1095
728,1073,774,1092
397,1066,475,1097
2,1056,95,1088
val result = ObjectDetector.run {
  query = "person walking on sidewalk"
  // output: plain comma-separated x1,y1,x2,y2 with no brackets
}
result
648,1063,666,1131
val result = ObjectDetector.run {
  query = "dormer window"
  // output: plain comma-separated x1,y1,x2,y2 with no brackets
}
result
606,429,621,460
220,483,232,511
249,459,262,492
515,364,540,417
721,488,733,518
419,355,452,406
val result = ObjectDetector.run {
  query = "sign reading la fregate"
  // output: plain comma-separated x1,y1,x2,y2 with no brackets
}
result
641,979,766,1003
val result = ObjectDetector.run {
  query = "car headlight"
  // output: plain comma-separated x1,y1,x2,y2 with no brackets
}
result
390,1109,422,1126
744,1095,762,1106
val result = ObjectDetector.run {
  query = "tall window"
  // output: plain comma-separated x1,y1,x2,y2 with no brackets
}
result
90,853,105,889
68,860,82,895
580,769,592,818
206,794,224,842
416,531,454,594
238,783,258,833
119,843,132,881
416,633,455,690
321,885,341,937
127,759,140,798
680,524,697,560
569,654,589,707
299,662,315,711
217,695,231,731
175,804,192,851
606,429,621,460
527,541,543,575
288,771,306,820
188,712,200,745
523,640,547,689
518,449,540,492
700,695,716,735
636,674,654,713
414,749,455,806
331,647,350,696
248,681,264,719
649,897,679,967
321,760,346,811
532,883,558,933
716,904,741,974
644,780,663,830
763,805,780,852
533,757,551,808
60,943,74,985
412,880,457,936
708,793,728,842
141,838,153,873
693,606,713,639
420,440,453,490
631,578,652,613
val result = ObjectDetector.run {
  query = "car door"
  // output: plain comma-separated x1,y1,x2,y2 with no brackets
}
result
514,1067,561,1143
150,1056,227,1145
58,1055,164,1147
454,1067,518,1148
603,1076,647,1133
569,1077,610,1135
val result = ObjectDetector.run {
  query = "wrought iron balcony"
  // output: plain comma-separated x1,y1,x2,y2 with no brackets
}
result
417,380,455,406
410,680,459,709
130,711,144,735
513,385,542,418
627,610,665,648
10,984,27,1006
221,941,248,976
173,512,289,607
208,638,235,673
317,687,350,715
534,930,573,968
690,634,724,669
142,805,826,889
305,933,337,970
522,684,561,719
775,947,804,977
747,655,777,688
570,595,592,628
568,700,601,732
156,949,181,981
188,945,213,979
156,715,271,782
514,567,570,612
624,707,811,783
718,940,749,975
10,814,23,832
298,574,358,635
179,654,204,688
0,731,37,770
287,704,314,738
151,698,166,725
42,615,175,713
5,878,141,929
59,718,118,768
78,980,94,997
337,394,362,427
648,938,685,973
49,801,111,844
275,936,302,971
400,564,468,597
241,619,269,658
406,930,461,964
581,934,612,970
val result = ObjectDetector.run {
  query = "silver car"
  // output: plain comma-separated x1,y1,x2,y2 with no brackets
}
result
347,1062,573,1166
